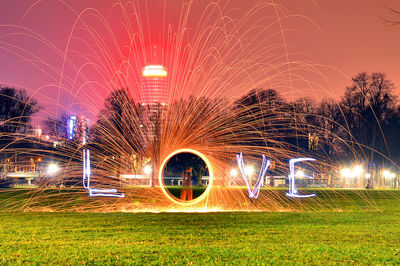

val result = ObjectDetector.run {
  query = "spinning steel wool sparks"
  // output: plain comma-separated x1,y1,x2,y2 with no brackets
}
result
0,0,388,212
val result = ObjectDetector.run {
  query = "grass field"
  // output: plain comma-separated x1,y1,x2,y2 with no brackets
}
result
1,189,400,264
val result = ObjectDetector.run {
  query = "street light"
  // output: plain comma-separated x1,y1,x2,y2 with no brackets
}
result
295,170,305,178
47,163,59,175
144,165,152,175
244,165,254,176
341,168,353,178
353,165,363,176
382,170,395,179
230,168,238,177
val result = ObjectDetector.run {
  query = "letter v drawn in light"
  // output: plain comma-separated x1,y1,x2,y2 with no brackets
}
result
237,152,271,199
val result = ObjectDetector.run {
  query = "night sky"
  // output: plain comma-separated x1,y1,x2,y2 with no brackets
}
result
0,0,399,125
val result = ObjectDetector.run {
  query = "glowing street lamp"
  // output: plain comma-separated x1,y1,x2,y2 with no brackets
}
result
382,170,395,179
295,170,305,178
47,163,59,175
341,168,353,178
353,165,363,176
244,165,254,176
144,165,152,175
230,168,238,177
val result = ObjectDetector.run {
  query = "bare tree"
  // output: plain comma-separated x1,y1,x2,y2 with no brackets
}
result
340,72,397,163
382,6,400,27
0,87,40,136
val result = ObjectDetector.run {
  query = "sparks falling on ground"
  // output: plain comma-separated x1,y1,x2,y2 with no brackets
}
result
0,0,396,212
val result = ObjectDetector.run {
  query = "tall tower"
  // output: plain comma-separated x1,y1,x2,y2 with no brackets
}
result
140,65,168,143
140,44,168,106
140,65,168,105
139,47,169,186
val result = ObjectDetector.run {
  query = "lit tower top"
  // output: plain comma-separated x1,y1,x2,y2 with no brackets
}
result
140,65,169,105
142,65,167,77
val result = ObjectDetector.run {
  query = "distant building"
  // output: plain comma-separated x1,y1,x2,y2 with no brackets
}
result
140,65,169,105
140,64,169,141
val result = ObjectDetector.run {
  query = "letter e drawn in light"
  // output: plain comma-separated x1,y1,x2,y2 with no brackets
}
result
286,158,316,198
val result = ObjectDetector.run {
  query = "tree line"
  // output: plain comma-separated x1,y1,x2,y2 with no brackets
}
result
236,72,400,168
1,71,400,173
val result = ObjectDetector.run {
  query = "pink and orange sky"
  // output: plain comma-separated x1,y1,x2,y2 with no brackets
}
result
0,0,400,123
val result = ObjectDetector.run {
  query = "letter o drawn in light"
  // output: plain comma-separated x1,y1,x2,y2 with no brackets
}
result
158,149,214,205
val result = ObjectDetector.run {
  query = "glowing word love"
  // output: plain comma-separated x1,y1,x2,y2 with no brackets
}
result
237,153,316,199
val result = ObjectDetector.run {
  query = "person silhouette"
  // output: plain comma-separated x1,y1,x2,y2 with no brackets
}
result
180,167,193,200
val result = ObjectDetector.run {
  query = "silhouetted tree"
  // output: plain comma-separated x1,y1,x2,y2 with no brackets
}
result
0,87,40,136
0,86,41,155
92,89,148,178
315,100,345,158
384,106,400,162
235,89,324,159
383,6,400,27
234,89,288,148
94,89,145,153
339,72,398,164
0,87,41,181
290,97,319,152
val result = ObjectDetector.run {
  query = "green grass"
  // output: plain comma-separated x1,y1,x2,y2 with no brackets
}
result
1,210,400,264
165,186,206,199
0,190,400,264
2,187,398,212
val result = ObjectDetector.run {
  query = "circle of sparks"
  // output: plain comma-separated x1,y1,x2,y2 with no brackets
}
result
158,149,214,206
